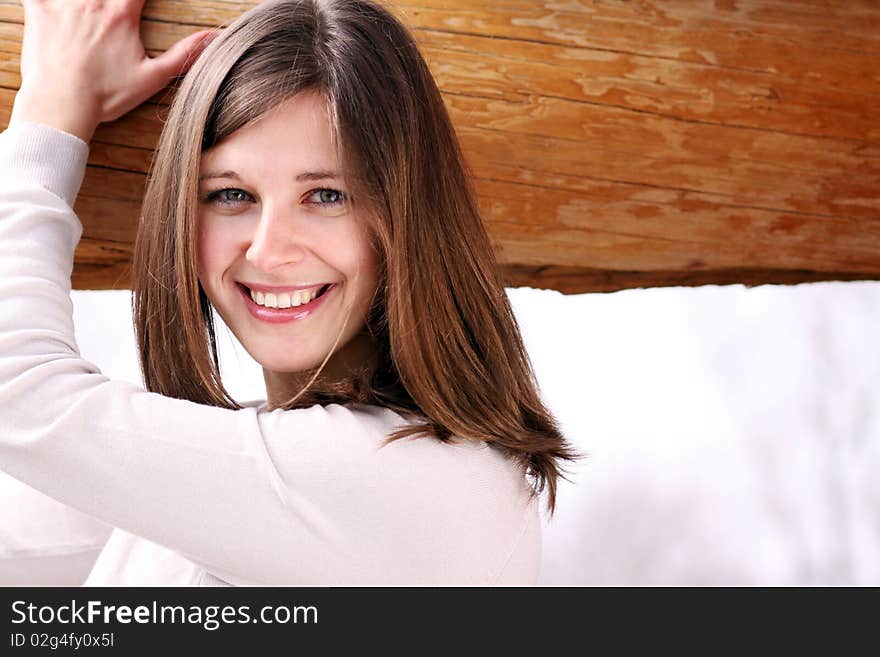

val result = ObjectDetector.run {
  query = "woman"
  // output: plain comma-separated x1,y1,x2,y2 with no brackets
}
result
0,0,578,585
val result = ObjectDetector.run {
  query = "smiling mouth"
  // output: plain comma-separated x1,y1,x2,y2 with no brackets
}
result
237,283,332,309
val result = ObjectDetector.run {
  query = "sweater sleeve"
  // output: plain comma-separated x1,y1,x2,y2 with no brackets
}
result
0,123,538,585
0,471,112,585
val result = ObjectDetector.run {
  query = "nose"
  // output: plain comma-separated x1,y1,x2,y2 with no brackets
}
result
245,203,307,272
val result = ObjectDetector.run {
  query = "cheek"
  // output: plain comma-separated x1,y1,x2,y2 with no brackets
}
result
349,230,381,298
196,218,229,285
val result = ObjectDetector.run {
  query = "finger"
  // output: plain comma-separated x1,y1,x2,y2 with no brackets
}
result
20,0,47,16
128,0,148,15
145,29,219,83
116,0,147,13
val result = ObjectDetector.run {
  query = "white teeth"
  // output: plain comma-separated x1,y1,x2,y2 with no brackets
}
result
248,286,323,309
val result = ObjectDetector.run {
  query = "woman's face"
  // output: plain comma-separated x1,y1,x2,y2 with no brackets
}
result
197,90,380,383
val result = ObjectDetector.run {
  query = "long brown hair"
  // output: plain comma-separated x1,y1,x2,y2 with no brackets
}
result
132,0,580,514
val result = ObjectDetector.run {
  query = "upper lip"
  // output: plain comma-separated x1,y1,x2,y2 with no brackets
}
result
238,281,331,294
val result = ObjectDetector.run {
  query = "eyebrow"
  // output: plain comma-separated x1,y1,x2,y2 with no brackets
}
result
197,170,340,183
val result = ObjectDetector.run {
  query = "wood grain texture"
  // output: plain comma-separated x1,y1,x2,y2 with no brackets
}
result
0,0,878,292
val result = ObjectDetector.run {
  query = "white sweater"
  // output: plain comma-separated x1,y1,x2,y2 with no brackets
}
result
0,122,540,586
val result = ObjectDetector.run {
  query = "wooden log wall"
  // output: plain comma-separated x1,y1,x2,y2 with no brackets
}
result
0,0,878,293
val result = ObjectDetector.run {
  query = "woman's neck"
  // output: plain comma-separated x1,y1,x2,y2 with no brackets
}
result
262,332,378,409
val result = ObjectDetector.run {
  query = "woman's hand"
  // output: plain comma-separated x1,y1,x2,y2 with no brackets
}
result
10,0,217,143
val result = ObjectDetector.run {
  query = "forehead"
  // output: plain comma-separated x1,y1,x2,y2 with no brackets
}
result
200,91,338,173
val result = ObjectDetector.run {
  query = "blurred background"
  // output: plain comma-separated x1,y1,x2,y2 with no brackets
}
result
3,280,878,586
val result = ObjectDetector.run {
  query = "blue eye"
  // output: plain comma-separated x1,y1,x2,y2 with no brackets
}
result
308,188,345,207
205,188,252,206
